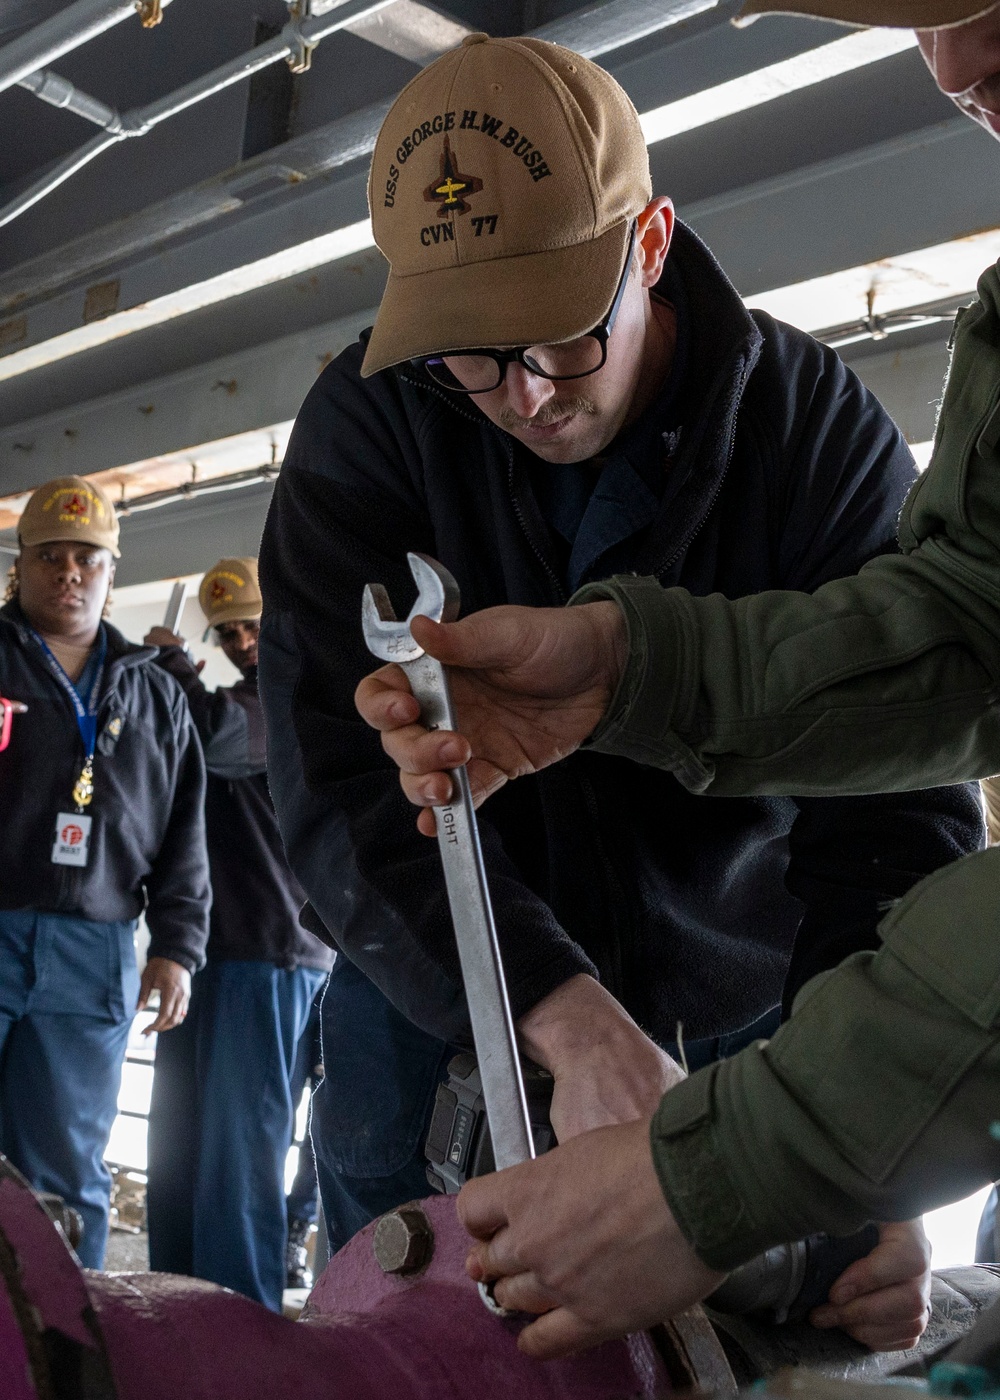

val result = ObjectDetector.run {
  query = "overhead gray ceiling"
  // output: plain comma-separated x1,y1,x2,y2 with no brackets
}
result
0,0,992,579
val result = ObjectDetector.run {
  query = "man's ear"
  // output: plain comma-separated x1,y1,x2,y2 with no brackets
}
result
636,197,675,288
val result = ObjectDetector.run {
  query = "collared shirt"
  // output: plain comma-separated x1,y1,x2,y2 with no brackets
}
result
528,280,689,594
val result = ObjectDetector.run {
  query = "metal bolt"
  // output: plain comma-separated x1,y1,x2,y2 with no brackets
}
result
373,1205,434,1277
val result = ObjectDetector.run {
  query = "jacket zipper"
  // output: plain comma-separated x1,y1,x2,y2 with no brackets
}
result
649,358,748,582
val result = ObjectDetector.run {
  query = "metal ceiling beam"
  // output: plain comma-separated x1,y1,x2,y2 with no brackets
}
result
535,0,718,57
0,0,399,232
0,165,372,379
0,0,727,314
673,116,999,296
0,0,169,98
111,479,275,587
343,0,472,63
0,305,375,494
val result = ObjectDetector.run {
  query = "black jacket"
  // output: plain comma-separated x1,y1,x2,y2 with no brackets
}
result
0,603,210,973
155,649,334,971
258,221,983,1045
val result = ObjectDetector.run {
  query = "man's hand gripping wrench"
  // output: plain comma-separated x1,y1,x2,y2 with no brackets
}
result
363,555,535,1304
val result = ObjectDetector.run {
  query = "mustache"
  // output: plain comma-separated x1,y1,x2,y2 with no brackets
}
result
494,395,599,432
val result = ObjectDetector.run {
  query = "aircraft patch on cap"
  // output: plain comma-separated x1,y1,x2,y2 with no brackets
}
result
424,137,483,218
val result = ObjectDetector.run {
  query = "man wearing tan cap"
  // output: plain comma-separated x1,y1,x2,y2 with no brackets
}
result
0,475,209,1269
353,0,1000,1365
259,28,982,1343
141,558,332,1312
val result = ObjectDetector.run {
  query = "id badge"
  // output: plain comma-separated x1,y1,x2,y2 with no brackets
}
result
52,812,92,867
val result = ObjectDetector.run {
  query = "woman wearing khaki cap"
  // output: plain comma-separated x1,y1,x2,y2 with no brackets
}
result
355,0,1000,1364
0,475,209,1268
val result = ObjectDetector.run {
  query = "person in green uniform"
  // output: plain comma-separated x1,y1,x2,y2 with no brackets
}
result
355,0,1000,1363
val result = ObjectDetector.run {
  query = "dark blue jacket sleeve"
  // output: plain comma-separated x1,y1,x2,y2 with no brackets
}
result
143,678,212,973
751,318,986,1011
154,647,266,780
258,354,595,1042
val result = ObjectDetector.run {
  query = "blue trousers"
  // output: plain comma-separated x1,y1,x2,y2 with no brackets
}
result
146,959,327,1312
313,956,780,1253
0,908,139,1269
286,992,323,1229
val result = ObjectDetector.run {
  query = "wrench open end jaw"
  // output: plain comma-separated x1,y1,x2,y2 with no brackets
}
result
363,552,461,664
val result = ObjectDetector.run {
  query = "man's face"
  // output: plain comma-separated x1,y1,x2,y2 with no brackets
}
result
917,2,1000,138
215,618,259,674
17,541,114,638
461,199,675,465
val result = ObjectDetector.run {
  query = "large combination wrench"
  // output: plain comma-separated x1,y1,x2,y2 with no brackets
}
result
362,553,535,1177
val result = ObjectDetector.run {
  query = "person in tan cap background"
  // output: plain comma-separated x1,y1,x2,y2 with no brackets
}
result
351,0,1000,1366
141,558,332,1312
258,25,985,1348
0,475,209,1269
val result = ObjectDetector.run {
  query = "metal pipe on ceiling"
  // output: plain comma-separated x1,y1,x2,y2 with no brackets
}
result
0,0,171,99
0,0,723,308
18,68,123,130
0,0,398,232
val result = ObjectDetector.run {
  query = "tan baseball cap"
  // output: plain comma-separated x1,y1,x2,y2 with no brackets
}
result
362,32,652,377
739,0,997,27
199,558,262,629
18,475,120,557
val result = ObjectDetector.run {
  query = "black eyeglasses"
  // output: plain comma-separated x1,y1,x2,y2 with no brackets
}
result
414,223,638,395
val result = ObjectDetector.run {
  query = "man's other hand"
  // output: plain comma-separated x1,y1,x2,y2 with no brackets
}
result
144,626,186,648
458,1117,725,1358
809,1219,932,1351
516,974,685,1140
355,600,627,836
138,957,192,1034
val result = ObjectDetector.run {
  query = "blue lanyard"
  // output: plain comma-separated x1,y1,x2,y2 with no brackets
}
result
29,626,106,760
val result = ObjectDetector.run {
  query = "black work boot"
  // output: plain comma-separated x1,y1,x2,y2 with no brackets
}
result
285,1218,313,1290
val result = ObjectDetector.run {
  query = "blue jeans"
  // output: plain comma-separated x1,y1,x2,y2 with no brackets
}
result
313,957,780,1253
0,908,139,1268
286,990,323,1229
312,956,455,1252
146,959,327,1311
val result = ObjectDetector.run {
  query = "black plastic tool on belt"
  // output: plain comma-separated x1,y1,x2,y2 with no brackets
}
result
424,1051,879,1326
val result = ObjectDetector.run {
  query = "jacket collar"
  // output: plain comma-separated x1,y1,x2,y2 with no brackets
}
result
0,599,157,673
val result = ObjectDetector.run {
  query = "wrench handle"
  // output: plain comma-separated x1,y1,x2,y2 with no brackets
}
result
403,653,535,1171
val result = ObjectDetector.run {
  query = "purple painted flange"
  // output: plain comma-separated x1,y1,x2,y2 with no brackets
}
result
0,1268,35,1400
305,1191,672,1400
0,1158,113,1396
0,1154,673,1400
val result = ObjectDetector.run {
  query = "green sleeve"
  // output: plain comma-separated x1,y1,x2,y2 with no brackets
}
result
648,849,1000,1272
573,260,1000,798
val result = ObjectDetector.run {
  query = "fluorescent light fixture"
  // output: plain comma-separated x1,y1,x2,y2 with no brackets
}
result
747,227,1000,335
0,219,374,384
640,29,917,146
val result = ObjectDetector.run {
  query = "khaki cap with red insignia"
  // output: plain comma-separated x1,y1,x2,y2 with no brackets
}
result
18,475,121,557
362,32,652,377
199,558,262,629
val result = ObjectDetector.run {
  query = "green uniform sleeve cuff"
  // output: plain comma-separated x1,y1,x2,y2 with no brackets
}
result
569,576,715,793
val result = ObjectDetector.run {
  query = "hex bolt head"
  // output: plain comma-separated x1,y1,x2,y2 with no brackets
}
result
373,1204,435,1276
